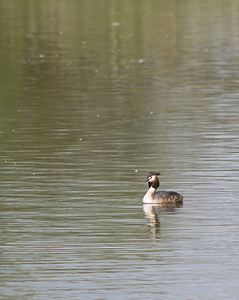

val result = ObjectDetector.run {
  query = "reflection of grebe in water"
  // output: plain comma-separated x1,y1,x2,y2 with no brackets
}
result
143,172,183,206
143,204,161,238
143,203,183,239
143,203,183,227
143,204,161,226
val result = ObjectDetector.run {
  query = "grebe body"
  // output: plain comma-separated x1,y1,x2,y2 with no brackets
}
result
143,172,183,206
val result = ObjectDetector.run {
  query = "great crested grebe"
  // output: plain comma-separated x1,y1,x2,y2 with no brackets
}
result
143,172,183,206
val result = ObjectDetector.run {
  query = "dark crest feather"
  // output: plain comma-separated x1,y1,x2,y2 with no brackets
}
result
146,171,160,179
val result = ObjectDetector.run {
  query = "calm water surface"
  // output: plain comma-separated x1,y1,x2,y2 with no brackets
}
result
1,1,239,299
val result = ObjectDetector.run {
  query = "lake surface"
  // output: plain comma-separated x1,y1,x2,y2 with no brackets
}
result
1,1,239,299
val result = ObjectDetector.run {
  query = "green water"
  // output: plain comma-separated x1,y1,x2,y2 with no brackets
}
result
1,1,239,299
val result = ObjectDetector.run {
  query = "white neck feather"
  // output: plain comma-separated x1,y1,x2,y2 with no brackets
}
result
143,186,157,204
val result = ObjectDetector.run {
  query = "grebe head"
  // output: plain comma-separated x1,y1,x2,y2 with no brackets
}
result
146,172,160,188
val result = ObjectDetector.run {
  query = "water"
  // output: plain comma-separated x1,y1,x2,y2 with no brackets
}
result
1,1,239,299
